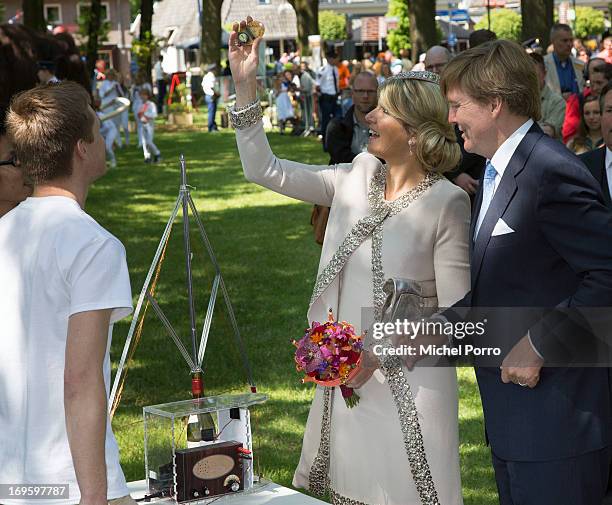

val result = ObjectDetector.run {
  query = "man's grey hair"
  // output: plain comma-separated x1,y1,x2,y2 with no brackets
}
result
550,23,572,41
425,45,452,62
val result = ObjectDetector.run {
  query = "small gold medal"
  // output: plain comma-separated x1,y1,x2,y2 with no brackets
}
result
236,20,265,46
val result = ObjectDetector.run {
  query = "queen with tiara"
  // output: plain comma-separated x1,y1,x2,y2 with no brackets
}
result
229,17,470,505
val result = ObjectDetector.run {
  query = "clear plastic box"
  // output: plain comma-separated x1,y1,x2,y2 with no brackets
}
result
143,393,268,503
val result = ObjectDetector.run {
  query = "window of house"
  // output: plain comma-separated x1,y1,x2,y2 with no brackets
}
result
44,4,62,25
258,0,271,4
77,2,111,23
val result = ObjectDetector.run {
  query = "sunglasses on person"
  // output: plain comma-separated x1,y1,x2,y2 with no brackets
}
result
0,154,16,167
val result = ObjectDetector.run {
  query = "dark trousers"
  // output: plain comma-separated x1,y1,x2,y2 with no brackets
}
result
205,95,218,131
318,93,339,149
156,79,166,112
492,447,610,505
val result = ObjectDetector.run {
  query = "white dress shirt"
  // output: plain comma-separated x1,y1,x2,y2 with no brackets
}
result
605,148,612,200
488,118,534,193
474,119,534,235
316,63,339,96
481,118,542,359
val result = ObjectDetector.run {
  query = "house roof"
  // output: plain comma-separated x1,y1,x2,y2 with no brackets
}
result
151,0,201,45
438,19,471,40
152,0,297,46
221,0,297,40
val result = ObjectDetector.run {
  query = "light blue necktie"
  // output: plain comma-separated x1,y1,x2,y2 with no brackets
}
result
474,161,497,239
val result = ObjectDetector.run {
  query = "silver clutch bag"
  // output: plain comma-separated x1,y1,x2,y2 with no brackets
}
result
380,278,438,324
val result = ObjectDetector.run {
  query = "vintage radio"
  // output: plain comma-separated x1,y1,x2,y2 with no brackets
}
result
175,441,246,502
143,394,267,503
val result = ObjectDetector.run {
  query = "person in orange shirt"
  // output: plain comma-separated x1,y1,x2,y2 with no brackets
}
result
337,60,351,90
337,59,352,116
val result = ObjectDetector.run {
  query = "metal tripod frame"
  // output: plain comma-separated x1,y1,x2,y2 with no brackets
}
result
109,155,256,412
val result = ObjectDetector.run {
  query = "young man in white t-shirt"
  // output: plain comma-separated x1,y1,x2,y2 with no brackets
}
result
1,82,135,505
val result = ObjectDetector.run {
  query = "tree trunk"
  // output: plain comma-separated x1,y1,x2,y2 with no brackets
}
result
287,0,319,56
200,0,223,69
521,0,554,49
139,0,154,83
409,0,437,62
22,0,45,32
85,0,103,79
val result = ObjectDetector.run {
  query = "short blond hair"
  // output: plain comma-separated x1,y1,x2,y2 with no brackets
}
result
440,39,541,121
378,77,460,173
7,81,94,184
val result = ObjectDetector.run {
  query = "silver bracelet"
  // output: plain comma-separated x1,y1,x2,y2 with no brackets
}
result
233,98,260,112
229,99,263,130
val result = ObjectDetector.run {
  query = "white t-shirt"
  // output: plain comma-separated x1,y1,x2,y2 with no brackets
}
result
0,196,133,505
153,61,164,82
202,71,217,96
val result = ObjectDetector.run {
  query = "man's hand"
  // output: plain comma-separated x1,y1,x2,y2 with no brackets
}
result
500,335,543,388
346,349,378,389
453,173,479,195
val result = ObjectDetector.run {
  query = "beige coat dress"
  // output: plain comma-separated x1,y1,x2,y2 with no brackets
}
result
236,121,471,505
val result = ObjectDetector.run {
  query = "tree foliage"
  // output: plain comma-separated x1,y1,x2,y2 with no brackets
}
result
318,11,346,41
200,0,223,69
521,0,553,48
78,0,107,79
287,0,318,56
573,6,605,40
77,3,110,45
409,0,437,60
139,0,154,83
386,0,410,56
22,0,46,32
0,3,5,23
474,9,522,42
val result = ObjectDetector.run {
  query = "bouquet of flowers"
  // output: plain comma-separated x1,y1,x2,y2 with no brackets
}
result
293,309,363,408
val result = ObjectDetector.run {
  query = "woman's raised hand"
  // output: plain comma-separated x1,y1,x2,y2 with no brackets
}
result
228,16,263,86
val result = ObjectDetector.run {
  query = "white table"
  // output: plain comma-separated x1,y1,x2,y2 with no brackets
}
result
127,480,327,505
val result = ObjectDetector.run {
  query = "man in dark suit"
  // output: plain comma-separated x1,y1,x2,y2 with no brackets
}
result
580,77,612,505
580,81,612,208
426,40,612,504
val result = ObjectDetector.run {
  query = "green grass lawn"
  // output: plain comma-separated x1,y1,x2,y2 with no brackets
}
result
89,123,496,503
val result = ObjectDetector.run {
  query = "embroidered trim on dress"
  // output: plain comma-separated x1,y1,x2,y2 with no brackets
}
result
308,386,333,496
330,488,369,505
306,166,443,504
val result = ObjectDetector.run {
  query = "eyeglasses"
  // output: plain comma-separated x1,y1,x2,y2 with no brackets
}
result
0,155,16,167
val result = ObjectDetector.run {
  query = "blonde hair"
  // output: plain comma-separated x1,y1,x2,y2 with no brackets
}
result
378,77,460,173
441,39,541,121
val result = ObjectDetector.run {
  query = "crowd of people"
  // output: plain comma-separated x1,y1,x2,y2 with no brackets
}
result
0,24,163,169
256,25,612,168
4,13,612,505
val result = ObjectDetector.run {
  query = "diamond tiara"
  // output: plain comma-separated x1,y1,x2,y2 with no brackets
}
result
388,70,440,85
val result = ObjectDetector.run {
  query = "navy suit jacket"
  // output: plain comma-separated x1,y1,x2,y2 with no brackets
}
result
579,146,612,208
455,122,612,461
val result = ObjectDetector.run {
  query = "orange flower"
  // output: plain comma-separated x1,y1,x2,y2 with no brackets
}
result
311,332,324,344
339,363,351,378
